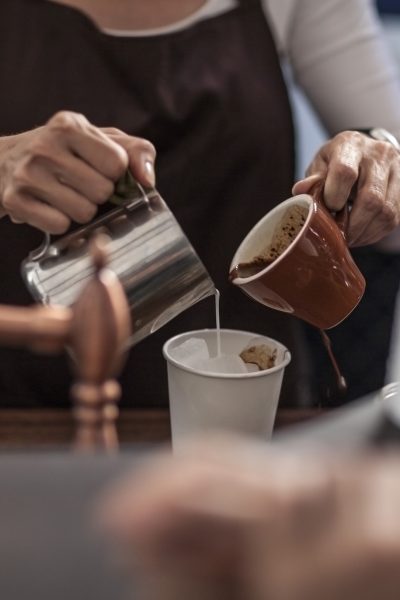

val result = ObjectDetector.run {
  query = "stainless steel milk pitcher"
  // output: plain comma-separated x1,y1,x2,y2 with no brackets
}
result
21,172,215,346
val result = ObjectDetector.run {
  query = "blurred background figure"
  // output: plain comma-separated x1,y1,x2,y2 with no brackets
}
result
98,435,400,600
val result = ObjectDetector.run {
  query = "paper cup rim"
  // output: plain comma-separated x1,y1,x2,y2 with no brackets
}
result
163,328,291,379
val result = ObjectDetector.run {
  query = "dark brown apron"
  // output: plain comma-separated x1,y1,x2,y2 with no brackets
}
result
0,0,310,407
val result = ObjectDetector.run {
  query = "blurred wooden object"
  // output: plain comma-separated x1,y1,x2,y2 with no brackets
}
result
0,235,131,452
69,235,131,452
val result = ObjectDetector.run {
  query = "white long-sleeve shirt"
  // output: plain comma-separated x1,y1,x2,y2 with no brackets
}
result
105,0,400,139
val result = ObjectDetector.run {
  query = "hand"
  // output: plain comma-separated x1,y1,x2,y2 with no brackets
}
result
97,437,400,600
293,131,400,246
0,111,156,234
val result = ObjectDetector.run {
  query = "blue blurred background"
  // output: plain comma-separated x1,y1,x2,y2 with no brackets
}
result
377,0,400,14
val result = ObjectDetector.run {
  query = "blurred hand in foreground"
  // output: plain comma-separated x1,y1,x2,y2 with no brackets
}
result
0,111,156,233
293,130,400,247
97,436,400,600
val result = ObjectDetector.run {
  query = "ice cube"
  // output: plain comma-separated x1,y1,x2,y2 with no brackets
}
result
170,337,209,367
196,354,248,374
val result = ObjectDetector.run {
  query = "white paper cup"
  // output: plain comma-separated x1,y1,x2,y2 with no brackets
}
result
163,329,291,451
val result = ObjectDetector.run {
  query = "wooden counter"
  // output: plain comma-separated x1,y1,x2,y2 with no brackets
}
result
0,408,323,449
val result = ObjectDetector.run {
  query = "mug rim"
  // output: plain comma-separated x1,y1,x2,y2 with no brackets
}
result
230,194,313,284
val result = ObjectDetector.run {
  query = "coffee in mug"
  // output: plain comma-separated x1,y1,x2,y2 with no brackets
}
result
230,204,308,279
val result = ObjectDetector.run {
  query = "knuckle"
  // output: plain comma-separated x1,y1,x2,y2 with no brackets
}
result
2,188,16,212
74,203,97,224
380,202,397,227
362,188,384,213
48,110,87,134
106,127,124,136
336,130,360,145
95,179,114,203
25,139,54,164
9,164,31,189
352,131,365,144
335,131,349,143
107,154,128,180
139,139,157,160
127,138,157,161
367,140,397,164
335,162,358,184
375,140,390,153
52,217,71,235
374,140,396,156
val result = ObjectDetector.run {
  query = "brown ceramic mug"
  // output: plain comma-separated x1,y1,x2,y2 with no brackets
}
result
229,182,365,329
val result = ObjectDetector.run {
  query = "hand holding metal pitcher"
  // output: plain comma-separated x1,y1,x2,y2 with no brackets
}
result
22,171,215,347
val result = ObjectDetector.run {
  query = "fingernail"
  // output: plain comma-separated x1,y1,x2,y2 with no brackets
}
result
144,160,156,188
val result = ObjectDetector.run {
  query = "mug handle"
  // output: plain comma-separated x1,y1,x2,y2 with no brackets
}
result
308,178,350,241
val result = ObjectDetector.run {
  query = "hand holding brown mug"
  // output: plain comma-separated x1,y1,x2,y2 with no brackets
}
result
293,130,400,246
230,178,365,329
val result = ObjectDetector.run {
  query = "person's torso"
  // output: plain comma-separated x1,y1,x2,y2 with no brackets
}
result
0,0,296,406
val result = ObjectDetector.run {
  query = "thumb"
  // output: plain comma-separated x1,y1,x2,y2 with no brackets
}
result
292,173,324,196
